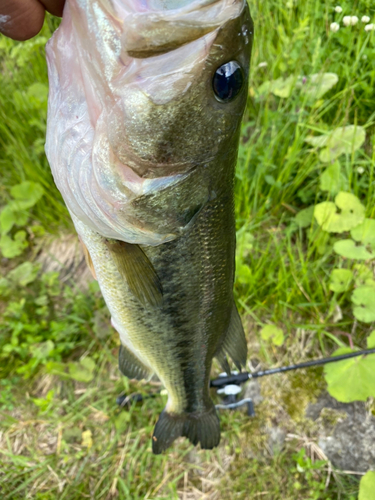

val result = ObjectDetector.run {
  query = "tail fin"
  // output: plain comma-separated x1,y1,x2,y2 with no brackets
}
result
152,405,220,454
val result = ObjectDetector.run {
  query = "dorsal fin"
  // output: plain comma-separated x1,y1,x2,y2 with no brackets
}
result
105,239,163,308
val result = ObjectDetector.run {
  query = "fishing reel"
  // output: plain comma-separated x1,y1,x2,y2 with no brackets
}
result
116,371,255,417
211,372,255,417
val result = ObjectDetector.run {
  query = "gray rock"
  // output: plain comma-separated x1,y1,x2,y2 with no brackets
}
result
307,392,375,472
243,379,263,405
266,426,286,455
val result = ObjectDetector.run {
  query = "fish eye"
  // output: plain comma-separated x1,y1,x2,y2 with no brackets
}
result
212,61,244,102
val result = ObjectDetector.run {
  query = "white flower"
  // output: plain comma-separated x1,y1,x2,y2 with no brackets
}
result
258,62,268,68
330,22,340,32
357,167,365,175
335,6,343,13
365,23,375,31
343,15,358,26
361,16,370,23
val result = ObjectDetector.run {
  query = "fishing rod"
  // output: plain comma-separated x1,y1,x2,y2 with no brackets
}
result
117,348,375,415
210,348,375,388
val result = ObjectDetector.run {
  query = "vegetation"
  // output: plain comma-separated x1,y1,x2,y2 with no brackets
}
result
1,0,375,498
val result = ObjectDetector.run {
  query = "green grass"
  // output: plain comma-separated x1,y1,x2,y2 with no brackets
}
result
1,0,375,498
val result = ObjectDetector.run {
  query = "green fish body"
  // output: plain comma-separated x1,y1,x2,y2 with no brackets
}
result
46,0,253,453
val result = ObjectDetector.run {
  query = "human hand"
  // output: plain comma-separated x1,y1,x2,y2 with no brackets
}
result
0,0,65,40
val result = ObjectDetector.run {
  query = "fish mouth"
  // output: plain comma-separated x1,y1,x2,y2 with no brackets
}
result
118,0,244,59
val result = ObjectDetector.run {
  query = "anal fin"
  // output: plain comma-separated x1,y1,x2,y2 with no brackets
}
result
215,303,247,372
105,239,163,308
119,344,153,381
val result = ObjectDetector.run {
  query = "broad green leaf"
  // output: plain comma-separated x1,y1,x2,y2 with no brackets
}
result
352,286,375,323
305,126,366,163
359,471,375,500
324,347,375,402
333,240,374,260
314,192,365,233
257,73,338,101
30,340,54,360
319,161,345,194
270,76,295,98
0,232,28,258
237,264,252,285
367,331,375,349
301,73,339,100
354,264,375,287
304,135,329,148
68,357,96,383
295,206,314,228
80,357,96,373
329,269,353,293
313,202,336,230
7,261,40,286
0,205,17,234
260,325,284,346
351,219,375,249
10,181,44,209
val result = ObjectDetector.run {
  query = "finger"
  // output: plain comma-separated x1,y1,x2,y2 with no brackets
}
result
39,0,65,17
0,0,45,40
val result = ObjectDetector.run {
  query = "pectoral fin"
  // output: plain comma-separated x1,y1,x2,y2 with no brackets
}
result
105,239,163,308
79,237,97,280
215,303,247,372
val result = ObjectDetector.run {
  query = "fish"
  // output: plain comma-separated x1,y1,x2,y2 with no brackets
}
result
45,0,253,453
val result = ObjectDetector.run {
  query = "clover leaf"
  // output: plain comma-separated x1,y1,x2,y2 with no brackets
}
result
324,347,375,402
314,192,365,233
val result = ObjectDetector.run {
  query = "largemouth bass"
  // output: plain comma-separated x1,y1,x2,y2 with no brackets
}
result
45,0,253,453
